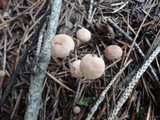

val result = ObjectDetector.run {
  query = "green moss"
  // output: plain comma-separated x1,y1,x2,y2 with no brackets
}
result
78,97,96,107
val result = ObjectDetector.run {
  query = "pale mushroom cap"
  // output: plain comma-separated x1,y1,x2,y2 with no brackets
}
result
51,34,75,58
73,106,81,114
76,28,91,42
0,70,5,77
104,45,123,60
70,60,82,78
80,54,105,79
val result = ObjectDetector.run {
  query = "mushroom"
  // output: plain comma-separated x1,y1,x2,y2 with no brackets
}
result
0,70,5,77
76,28,91,42
80,54,105,79
104,45,123,60
70,60,82,78
73,106,81,114
51,34,75,58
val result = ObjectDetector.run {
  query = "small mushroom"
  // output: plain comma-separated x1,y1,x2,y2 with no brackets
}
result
73,106,81,114
0,70,5,77
51,34,75,58
70,60,82,78
76,28,91,42
104,45,123,60
80,54,105,79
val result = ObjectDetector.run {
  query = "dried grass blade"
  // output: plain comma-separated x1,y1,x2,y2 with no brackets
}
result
46,72,75,93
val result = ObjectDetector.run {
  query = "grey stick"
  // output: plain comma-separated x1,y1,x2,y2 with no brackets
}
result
24,0,62,120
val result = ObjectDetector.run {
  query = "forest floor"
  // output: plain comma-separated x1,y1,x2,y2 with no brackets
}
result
0,0,160,120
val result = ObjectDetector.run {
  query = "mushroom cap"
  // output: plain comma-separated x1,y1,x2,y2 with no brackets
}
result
73,106,81,114
70,60,82,78
51,34,75,58
104,45,123,60
0,70,5,77
76,28,91,42
80,54,105,79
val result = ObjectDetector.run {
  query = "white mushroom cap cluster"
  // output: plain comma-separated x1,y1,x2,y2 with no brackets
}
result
51,28,91,59
50,27,123,80
70,54,105,79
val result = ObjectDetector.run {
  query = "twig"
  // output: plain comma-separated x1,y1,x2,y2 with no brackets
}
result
85,59,133,120
105,17,160,85
124,0,155,63
146,101,152,120
10,89,23,119
112,1,129,13
46,72,75,93
36,22,46,56
73,79,83,105
0,1,42,29
107,40,160,120
24,0,62,120
69,78,84,119
88,0,94,23
117,65,140,91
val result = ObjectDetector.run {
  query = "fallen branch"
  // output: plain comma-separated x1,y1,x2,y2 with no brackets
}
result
24,0,62,120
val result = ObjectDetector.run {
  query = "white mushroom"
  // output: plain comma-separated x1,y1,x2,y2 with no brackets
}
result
73,106,81,114
76,28,91,42
0,70,5,77
104,45,123,60
80,54,105,79
70,60,82,78
51,34,75,58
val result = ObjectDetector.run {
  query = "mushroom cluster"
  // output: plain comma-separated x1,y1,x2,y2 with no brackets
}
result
50,28,91,59
70,54,105,79
50,27,123,80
